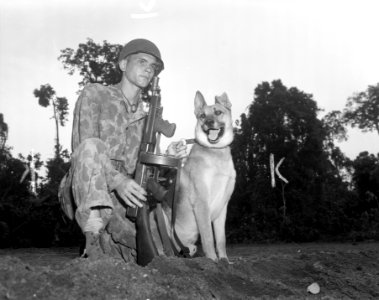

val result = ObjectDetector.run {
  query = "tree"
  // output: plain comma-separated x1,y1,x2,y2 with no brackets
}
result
322,110,348,143
0,148,28,200
321,110,353,184
33,84,69,158
0,113,8,150
342,83,379,134
42,149,70,195
59,38,123,88
349,152,379,240
229,80,351,242
0,146,43,200
0,147,73,248
352,152,379,203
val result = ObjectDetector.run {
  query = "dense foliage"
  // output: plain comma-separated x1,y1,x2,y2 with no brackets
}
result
0,145,81,248
227,80,379,243
59,38,123,87
1,39,378,248
342,83,379,134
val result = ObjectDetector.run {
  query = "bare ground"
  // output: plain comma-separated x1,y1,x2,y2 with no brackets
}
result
0,242,379,299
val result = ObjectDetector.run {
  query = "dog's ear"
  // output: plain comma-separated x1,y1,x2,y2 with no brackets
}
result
215,93,232,110
194,91,207,116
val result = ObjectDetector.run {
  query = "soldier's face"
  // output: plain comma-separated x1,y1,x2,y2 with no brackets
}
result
122,53,158,88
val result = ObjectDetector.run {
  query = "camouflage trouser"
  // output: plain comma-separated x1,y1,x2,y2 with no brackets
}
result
59,138,137,261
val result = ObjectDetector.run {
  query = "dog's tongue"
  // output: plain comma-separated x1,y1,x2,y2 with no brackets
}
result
208,129,219,141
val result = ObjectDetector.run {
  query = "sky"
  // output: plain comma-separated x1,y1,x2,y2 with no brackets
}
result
1,0,378,170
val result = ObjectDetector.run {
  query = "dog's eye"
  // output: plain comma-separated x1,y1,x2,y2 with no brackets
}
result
200,113,206,119
215,110,222,116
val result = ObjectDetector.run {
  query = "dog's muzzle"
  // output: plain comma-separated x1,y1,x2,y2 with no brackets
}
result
203,126,225,144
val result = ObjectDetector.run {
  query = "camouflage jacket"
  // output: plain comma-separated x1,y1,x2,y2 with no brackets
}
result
71,83,146,189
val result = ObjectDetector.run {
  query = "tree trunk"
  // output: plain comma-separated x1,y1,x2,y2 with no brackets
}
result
52,100,61,159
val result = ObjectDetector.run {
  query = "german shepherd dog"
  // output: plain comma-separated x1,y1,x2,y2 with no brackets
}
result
173,91,236,262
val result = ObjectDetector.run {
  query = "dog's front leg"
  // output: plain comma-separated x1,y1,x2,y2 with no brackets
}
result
194,201,217,261
213,203,228,262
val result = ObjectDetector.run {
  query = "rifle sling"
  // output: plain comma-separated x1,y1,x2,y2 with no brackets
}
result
155,203,175,256
170,161,191,258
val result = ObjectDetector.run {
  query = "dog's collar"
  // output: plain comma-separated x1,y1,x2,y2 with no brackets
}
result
184,138,196,145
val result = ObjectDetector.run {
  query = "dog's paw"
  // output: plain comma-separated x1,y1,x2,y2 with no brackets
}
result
219,257,233,265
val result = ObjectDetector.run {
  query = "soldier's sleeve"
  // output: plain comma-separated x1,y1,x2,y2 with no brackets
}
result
71,85,129,191
71,85,101,151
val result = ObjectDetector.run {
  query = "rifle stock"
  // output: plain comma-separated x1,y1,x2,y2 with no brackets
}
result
126,77,178,266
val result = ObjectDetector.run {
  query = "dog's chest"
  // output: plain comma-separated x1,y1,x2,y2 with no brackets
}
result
185,144,234,176
184,144,235,215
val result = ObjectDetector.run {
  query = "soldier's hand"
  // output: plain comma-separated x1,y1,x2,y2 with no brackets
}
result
166,139,188,159
115,178,147,208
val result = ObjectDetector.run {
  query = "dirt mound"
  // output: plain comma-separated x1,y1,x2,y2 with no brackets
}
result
1,243,379,299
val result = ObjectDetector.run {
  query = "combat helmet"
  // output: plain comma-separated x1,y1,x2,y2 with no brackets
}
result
118,38,164,74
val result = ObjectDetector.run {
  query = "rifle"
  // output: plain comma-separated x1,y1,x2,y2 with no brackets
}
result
126,76,180,266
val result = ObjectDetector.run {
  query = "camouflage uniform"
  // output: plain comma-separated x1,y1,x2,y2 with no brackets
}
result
59,82,146,261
